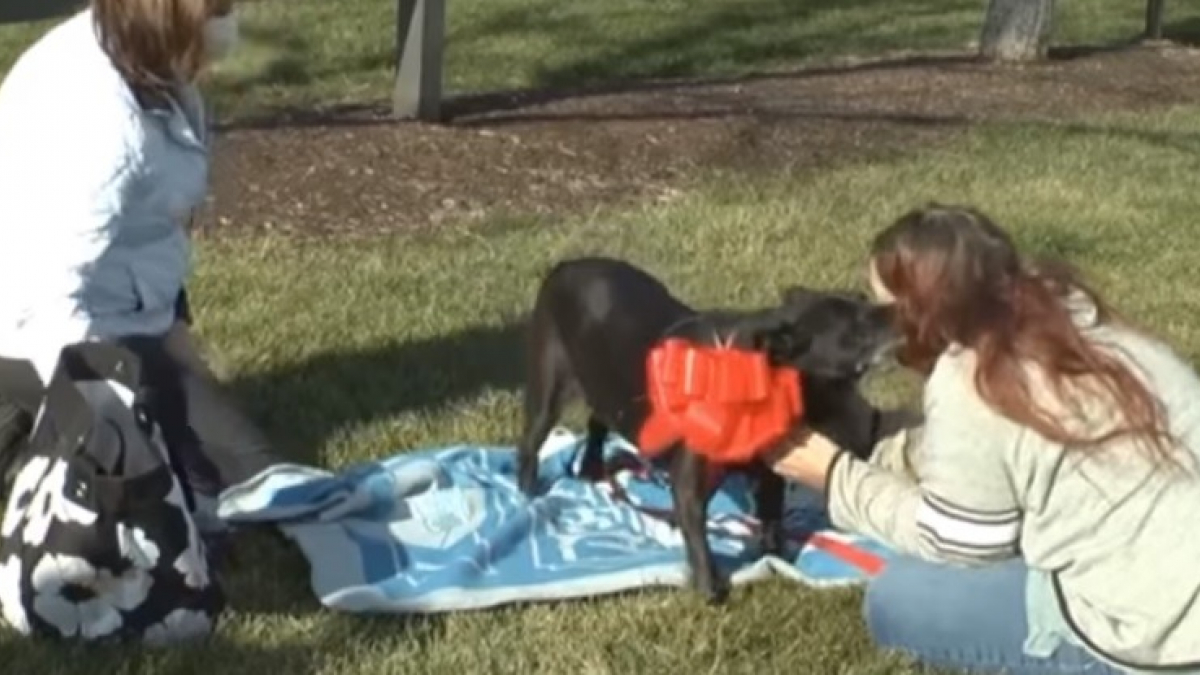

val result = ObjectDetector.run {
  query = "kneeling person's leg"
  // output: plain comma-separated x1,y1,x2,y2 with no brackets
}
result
0,398,32,495
0,357,42,493
163,324,281,487
119,331,283,497
864,556,1119,675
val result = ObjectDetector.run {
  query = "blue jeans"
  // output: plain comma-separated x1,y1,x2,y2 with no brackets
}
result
864,556,1123,674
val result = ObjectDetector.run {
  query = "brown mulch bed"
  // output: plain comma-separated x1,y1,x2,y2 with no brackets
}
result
196,45,1200,238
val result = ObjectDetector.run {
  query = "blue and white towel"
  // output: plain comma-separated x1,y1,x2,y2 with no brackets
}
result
217,428,895,614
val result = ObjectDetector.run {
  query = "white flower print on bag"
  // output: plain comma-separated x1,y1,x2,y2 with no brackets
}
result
48,460,99,526
116,523,160,569
29,553,152,639
20,459,98,547
0,554,30,634
1,455,50,539
172,492,211,589
173,543,210,590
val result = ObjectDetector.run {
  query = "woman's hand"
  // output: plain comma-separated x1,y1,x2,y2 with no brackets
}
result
764,428,845,491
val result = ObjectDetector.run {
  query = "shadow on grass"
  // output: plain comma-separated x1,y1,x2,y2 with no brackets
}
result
206,0,981,129
441,0,984,94
0,635,323,675
1034,12,1200,60
497,0,970,90
211,22,393,111
446,53,981,126
0,604,451,675
449,102,972,130
216,52,982,131
1024,120,1200,156
1164,15,1200,45
208,0,1192,131
216,23,317,97
226,320,529,467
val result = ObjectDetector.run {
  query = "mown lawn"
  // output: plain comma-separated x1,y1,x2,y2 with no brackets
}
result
2,1,1198,673
1,102,1196,674
0,0,1182,118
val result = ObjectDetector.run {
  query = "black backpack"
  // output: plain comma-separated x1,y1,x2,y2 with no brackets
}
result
0,341,224,644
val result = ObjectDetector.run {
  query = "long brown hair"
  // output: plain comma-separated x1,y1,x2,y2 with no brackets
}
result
871,203,1175,461
91,0,231,104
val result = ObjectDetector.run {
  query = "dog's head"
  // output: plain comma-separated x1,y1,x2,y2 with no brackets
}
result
748,285,899,381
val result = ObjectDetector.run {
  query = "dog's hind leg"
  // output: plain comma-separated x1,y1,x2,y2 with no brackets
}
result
671,450,728,605
753,465,787,558
517,320,573,497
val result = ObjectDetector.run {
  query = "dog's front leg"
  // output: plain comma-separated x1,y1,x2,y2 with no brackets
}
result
753,465,787,558
671,449,728,605
580,416,609,481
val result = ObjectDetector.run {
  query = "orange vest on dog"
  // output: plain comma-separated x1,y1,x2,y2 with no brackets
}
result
637,338,805,467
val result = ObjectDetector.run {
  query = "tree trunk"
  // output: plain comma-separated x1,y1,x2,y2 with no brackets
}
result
979,0,1057,62
1144,0,1166,40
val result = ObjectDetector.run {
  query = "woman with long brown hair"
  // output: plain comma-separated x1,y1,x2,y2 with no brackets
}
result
770,204,1200,674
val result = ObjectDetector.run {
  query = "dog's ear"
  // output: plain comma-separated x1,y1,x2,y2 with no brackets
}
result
780,285,818,308
785,284,870,307
749,314,814,365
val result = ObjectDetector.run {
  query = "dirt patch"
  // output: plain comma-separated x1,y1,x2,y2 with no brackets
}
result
197,45,1200,238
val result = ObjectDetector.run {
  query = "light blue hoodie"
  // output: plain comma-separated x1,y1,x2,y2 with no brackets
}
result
0,9,209,383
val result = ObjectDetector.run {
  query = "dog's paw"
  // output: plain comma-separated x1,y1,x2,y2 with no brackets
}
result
702,579,730,606
693,573,730,606
516,469,539,497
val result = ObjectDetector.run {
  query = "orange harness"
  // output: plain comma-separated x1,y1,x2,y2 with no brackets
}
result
636,338,805,468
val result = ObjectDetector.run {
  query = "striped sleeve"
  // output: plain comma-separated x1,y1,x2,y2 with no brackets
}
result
826,352,1023,565
915,493,1022,561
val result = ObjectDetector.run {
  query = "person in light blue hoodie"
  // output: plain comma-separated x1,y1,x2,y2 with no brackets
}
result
0,0,282,524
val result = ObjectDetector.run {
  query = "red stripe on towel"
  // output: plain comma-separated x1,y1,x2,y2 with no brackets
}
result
805,532,885,576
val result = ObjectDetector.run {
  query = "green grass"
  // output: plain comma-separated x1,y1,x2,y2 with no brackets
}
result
3,103,1197,674
0,0,1185,118
1,1,1198,672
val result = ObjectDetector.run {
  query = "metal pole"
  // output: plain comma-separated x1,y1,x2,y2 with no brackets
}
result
392,0,445,122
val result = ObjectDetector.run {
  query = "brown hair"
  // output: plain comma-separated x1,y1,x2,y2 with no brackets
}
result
90,0,232,103
871,203,1175,461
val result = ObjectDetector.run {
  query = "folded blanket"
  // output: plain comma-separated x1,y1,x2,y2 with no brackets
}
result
217,428,895,613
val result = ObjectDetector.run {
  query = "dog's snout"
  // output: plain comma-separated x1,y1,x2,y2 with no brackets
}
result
851,323,901,375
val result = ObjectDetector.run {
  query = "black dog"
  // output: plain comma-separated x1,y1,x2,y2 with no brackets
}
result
515,256,897,604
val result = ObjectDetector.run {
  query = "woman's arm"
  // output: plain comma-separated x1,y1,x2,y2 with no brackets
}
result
771,356,1024,566
1,101,143,302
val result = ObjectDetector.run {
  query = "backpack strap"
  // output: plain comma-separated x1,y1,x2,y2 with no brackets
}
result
34,342,199,515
